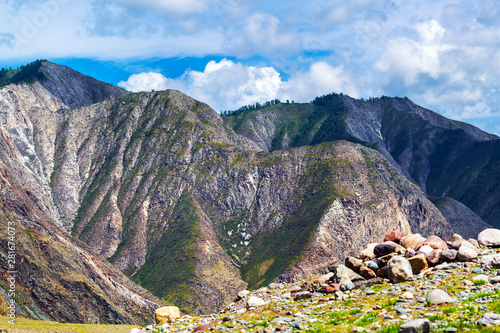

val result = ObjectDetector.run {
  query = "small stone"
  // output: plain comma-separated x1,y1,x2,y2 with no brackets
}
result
422,235,449,250
472,275,489,283
374,243,397,257
398,318,430,333
193,324,213,332
472,267,484,274
155,306,180,326
401,292,414,299
293,291,312,301
480,254,500,269
489,276,500,284
359,266,377,279
427,249,442,267
457,245,478,261
401,234,426,250
408,254,428,274
440,249,457,262
340,279,355,291
345,257,363,273
238,290,250,299
364,261,379,271
476,313,500,326
427,289,454,305
325,284,340,293
247,296,267,307
130,329,142,333
478,228,500,247
314,272,334,284
384,230,404,243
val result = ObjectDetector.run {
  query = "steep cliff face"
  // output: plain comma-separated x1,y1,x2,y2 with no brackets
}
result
225,94,497,230
0,127,162,324
0,63,458,317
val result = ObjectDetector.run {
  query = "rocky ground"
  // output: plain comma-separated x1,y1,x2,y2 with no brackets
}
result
134,229,500,333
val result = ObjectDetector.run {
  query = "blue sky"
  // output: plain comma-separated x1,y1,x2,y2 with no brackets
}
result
1,0,499,134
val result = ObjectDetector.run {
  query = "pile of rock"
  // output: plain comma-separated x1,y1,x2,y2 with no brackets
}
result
301,228,500,294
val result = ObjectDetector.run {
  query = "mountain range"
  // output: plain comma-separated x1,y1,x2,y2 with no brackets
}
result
0,61,495,322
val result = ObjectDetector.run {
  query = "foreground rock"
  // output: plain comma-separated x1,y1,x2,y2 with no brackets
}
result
155,306,180,325
399,319,430,333
478,228,500,247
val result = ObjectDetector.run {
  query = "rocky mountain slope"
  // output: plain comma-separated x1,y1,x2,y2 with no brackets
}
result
0,62,161,324
224,94,497,232
0,61,481,318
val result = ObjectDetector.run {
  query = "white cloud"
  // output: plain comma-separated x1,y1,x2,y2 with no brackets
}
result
112,0,211,13
375,20,453,85
118,72,169,92
118,59,359,111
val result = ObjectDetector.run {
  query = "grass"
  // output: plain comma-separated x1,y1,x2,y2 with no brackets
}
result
0,316,139,333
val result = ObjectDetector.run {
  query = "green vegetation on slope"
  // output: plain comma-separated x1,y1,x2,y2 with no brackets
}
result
224,93,361,152
0,60,45,87
241,155,347,289
132,190,200,313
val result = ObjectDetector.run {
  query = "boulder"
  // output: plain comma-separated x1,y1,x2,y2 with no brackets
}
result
440,249,458,262
457,245,478,261
345,257,363,273
399,318,430,333
329,264,365,283
401,234,426,250
155,306,181,325
374,243,396,257
418,245,434,256
468,238,480,248
447,233,463,245
385,241,406,255
247,296,267,307
422,235,449,250
314,272,334,284
386,256,413,283
427,289,454,305
427,249,442,267
480,254,500,269
460,240,479,252
358,243,378,260
384,230,404,243
359,266,377,280
478,228,500,247
408,254,428,274
451,238,465,250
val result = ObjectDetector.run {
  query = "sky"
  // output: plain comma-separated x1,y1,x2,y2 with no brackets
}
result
1,0,499,135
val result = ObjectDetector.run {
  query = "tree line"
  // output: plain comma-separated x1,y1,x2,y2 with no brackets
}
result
0,60,46,87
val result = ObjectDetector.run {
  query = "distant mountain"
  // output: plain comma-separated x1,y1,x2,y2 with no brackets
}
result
0,61,488,319
224,93,496,232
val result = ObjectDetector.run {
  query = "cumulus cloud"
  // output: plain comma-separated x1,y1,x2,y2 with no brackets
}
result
112,0,211,13
118,59,359,111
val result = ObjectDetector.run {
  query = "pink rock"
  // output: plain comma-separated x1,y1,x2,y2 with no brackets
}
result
422,235,449,251
451,238,465,250
401,234,426,250
359,266,377,279
194,324,213,332
384,230,404,243
325,284,341,293
427,249,443,267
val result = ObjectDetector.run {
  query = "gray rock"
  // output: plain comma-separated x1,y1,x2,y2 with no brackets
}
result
480,254,500,269
440,249,457,262
478,228,500,247
340,279,355,291
427,249,442,266
330,264,365,282
489,276,500,284
398,318,430,333
386,256,414,283
365,261,379,271
476,313,500,326
427,289,454,305
457,245,478,261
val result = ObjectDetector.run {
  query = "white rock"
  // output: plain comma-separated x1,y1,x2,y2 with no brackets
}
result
472,275,489,283
418,245,434,256
247,296,267,307
130,329,142,333
238,290,250,299
401,292,414,299
478,228,500,247
427,289,454,305
457,245,478,261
